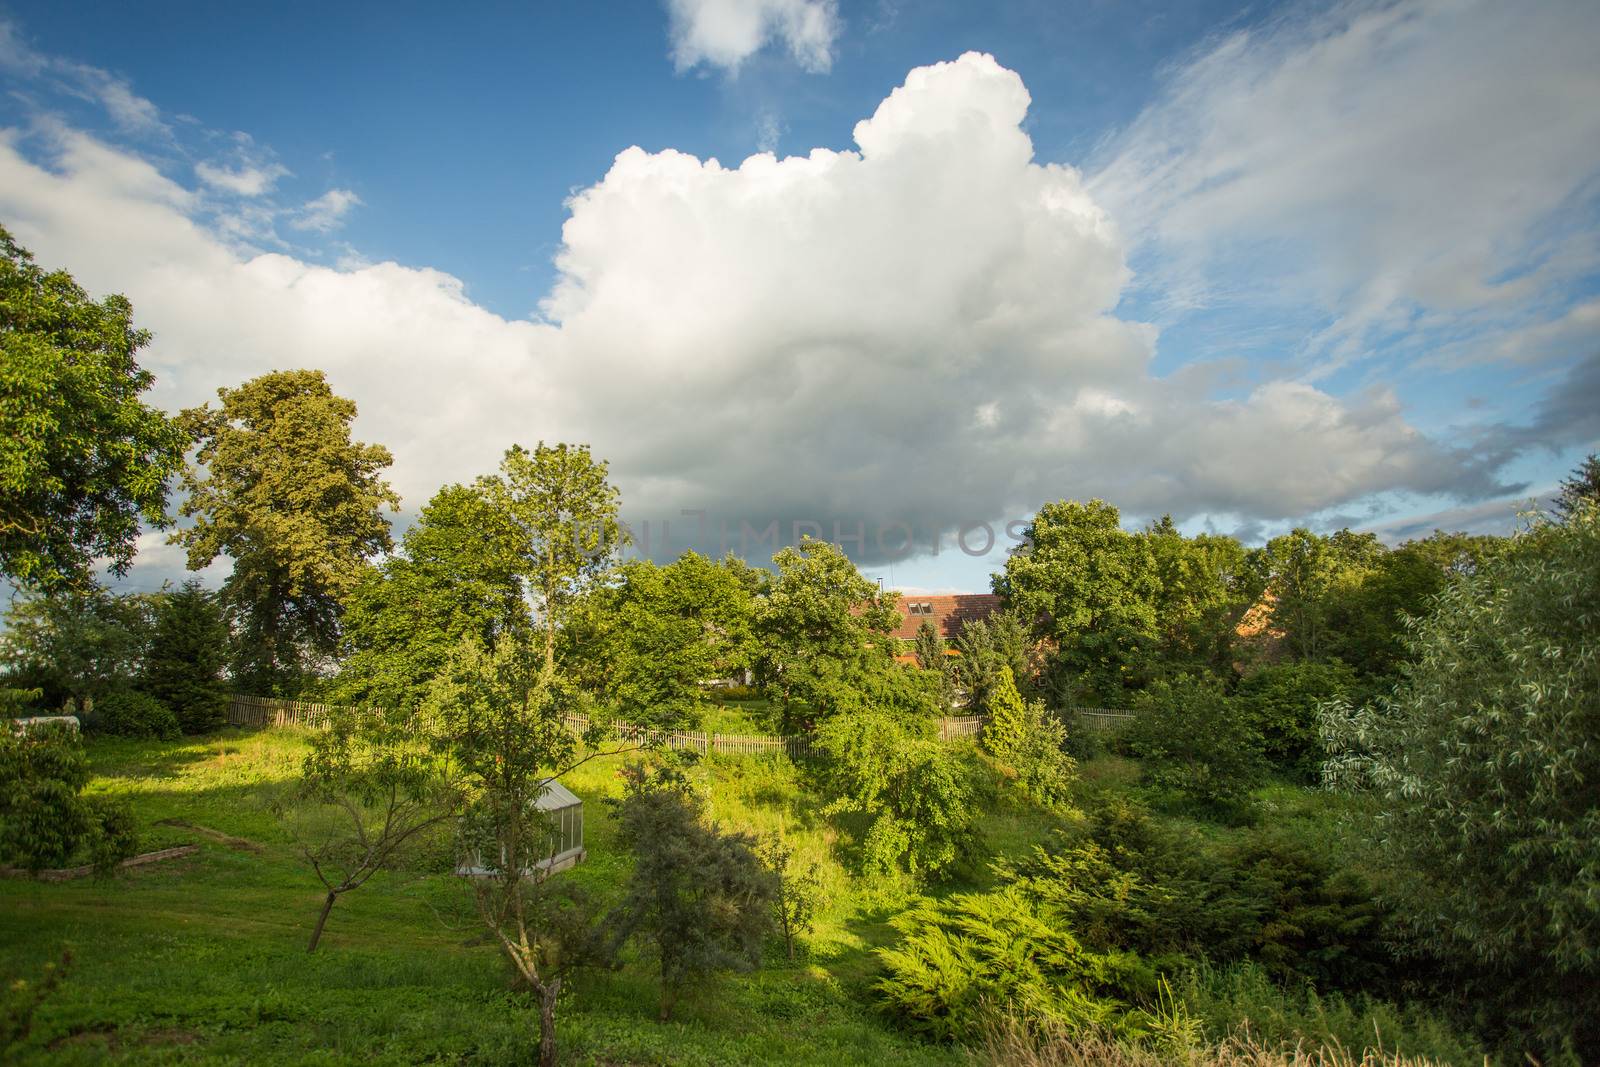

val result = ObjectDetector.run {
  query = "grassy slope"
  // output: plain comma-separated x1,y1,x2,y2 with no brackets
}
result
0,730,973,1066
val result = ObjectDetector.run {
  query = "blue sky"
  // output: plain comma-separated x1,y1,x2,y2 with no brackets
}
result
2,0,1597,594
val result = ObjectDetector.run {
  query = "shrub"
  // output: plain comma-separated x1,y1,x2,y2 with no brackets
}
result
983,668,1079,809
91,688,180,739
1236,662,1355,780
876,888,1157,1043
815,711,976,879
1122,678,1265,816
0,723,138,874
615,764,777,1021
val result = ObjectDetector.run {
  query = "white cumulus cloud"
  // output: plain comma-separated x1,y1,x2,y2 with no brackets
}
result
0,52,1512,580
665,0,839,73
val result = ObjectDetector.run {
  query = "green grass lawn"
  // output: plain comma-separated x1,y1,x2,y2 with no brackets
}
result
0,729,974,1066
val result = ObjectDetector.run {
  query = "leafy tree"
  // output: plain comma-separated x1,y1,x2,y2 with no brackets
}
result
567,552,756,726
479,442,623,673
1320,504,1600,1058
336,483,530,712
1143,518,1260,674
281,705,461,952
142,580,230,733
174,369,399,694
758,834,823,961
996,500,1159,704
615,764,776,1020
1255,528,1384,662
1553,451,1600,519
1321,531,1502,681
426,638,618,1067
1123,678,1266,815
756,537,904,730
0,226,186,589
0,587,153,707
815,711,975,878
0,722,137,874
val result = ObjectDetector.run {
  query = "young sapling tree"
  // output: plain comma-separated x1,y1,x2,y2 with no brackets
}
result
283,704,460,952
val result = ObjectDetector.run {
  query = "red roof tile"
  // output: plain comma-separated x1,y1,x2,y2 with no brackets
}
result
889,593,1003,641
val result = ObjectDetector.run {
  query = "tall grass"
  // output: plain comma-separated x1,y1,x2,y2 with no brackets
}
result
979,1020,1479,1067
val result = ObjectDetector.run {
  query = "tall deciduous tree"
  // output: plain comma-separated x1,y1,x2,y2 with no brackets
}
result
174,370,398,694
427,639,617,1067
142,580,231,733
566,552,756,726
996,500,1159,704
480,443,623,673
756,537,903,729
0,227,186,590
336,483,531,712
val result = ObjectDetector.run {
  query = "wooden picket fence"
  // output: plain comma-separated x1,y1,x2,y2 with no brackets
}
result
228,694,1137,752
1072,707,1137,731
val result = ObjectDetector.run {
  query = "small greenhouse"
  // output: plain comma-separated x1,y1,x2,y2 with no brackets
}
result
457,778,586,879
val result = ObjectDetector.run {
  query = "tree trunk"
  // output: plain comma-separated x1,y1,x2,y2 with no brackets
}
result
537,976,560,1067
307,889,338,953
658,982,675,1022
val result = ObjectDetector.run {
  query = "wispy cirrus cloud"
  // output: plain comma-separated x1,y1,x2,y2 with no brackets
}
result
292,188,362,233
1091,0,1600,377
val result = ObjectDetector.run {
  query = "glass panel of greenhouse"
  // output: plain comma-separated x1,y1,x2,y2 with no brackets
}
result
456,777,586,878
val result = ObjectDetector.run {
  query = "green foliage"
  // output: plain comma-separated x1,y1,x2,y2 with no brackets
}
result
92,688,180,740
1320,504,1600,1059
616,764,777,1021
0,226,186,590
911,621,958,711
981,667,1078,809
1144,517,1260,674
142,580,230,733
999,797,1393,992
875,888,1155,1043
569,552,756,728
0,586,153,706
815,712,975,879
0,723,137,873
1255,530,1380,662
757,538,902,729
1175,963,1491,1065
1236,661,1355,780
480,441,624,671
1553,451,1599,519
336,483,531,712
980,666,1028,758
759,835,824,961
997,500,1159,704
283,704,461,951
953,608,1035,710
1122,679,1265,814
174,369,399,694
